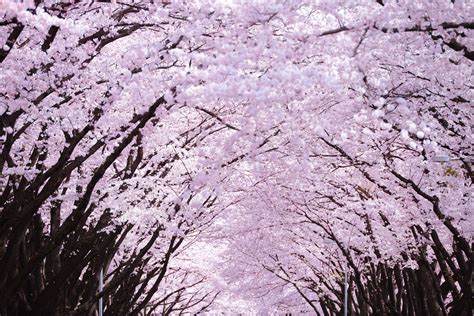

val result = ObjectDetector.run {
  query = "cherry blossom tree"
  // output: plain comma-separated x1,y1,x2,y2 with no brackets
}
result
0,1,240,314
211,0,472,315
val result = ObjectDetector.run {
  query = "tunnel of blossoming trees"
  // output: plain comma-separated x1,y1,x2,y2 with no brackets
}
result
0,0,472,315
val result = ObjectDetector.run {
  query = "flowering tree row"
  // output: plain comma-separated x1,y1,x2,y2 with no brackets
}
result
212,0,472,314
1,0,472,315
